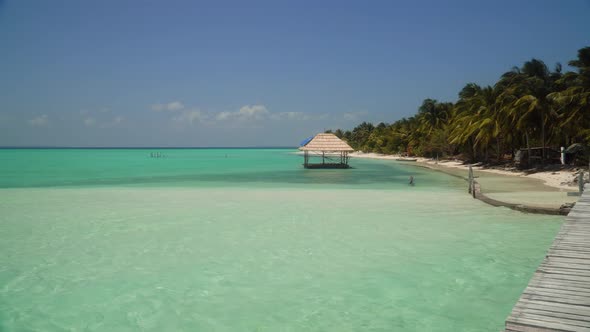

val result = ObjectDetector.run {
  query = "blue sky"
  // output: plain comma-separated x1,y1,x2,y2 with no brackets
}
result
0,0,589,147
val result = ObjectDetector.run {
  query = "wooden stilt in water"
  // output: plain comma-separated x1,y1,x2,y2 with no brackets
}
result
568,172,584,196
299,133,353,169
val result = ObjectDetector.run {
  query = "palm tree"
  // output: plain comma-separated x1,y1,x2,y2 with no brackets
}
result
417,99,450,135
328,46,590,164
350,122,375,150
472,86,505,161
549,47,590,145
449,84,508,161
449,84,483,160
498,59,562,164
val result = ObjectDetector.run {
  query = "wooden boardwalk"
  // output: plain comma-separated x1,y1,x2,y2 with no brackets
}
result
505,186,590,332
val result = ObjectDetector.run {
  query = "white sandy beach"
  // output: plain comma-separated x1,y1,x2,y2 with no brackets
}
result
294,149,584,209
349,151,584,191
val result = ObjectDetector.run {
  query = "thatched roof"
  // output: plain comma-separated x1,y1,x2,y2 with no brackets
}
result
299,133,354,152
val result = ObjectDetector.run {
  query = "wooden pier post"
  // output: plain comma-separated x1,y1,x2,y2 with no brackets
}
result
467,165,475,198
468,165,473,195
580,171,585,194
504,187,590,332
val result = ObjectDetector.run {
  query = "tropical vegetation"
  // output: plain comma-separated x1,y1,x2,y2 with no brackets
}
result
327,46,590,164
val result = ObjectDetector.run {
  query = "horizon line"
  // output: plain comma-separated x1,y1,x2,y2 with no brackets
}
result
0,146,298,149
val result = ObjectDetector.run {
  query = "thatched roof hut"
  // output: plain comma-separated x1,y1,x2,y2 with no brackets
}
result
299,133,354,152
298,133,354,168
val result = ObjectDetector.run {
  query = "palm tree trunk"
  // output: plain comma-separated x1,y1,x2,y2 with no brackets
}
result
541,108,546,164
525,131,531,167
496,137,501,162
470,138,477,162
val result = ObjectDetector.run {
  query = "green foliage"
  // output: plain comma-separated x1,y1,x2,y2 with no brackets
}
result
333,46,590,163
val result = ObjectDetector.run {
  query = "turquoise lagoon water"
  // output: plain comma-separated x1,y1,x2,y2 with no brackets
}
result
0,149,561,331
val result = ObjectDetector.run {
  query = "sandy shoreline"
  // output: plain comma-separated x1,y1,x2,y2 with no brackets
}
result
349,152,581,191
293,150,584,211
348,151,588,213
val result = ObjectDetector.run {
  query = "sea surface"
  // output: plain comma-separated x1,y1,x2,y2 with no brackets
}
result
0,149,562,331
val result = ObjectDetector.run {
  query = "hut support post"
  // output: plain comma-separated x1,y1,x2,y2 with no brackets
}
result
298,133,353,169
580,172,585,194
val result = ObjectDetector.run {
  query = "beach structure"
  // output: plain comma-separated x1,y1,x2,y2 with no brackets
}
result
515,147,561,168
299,133,354,169
504,184,590,332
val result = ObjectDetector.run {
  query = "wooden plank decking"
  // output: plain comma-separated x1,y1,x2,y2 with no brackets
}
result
505,186,590,332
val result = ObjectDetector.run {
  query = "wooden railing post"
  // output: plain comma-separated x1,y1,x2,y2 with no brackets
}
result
468,165,477,198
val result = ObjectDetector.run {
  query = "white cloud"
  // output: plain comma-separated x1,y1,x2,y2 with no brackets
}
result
215,111,232,121
270,111,313,121
151,101,185,112
172,110,204,125
168,102,185,111
153,102,358,130
79,107,124,128
84,117,97,126
343,110,369,121
287,112,309,120
166,104,273,128
100,116,125,128
28,114,49,127
237,105,269,120
215,104,269,121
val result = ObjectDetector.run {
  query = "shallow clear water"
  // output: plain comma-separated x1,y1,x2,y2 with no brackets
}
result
0,148,455,190
0,149,561,331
